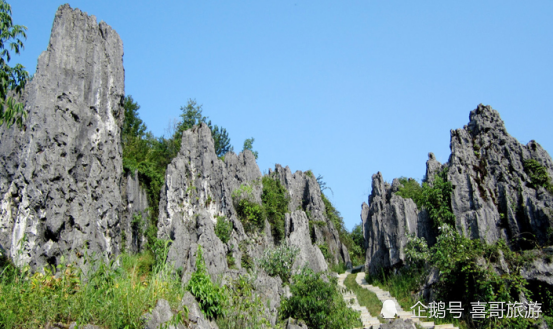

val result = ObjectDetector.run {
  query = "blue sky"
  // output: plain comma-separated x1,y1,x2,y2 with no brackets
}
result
11,1,553,231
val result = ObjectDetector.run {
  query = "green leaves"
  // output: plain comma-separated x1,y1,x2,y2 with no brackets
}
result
257,242,299,283
232,183,265,233
396,169,455,228
0,0,29,129
280,266,361,329
261,175,288,243
215,216,233,244
186,245,228,319
242,137,258,159
174,99,233,158
524,158,553,192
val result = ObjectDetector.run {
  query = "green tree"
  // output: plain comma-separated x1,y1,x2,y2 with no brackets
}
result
351,223,364,251
242,137,258,159
174,99,232,158
0,0,29,128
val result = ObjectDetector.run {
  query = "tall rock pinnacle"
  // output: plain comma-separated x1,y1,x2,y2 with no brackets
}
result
0,4,125,269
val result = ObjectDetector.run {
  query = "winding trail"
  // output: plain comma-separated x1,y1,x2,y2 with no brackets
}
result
337,269,381,329
337,268,460,329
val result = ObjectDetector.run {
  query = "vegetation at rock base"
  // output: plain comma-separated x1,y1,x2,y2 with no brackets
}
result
373,169,553,329
0,246,186,328
280,266,361,329
0,0,29,128
215,275,272,329
186,245,227,319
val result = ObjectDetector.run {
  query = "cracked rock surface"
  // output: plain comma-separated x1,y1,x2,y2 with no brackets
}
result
362,104,552,275
0,4,125,269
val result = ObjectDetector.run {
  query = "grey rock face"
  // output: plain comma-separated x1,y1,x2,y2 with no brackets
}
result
157,123,260,279
285,210,328,272
362,173,426,275
447,104,552,247
362,104,553,274
142,298,187,329
120,170,150,253
0,4,125,269
271,165,351,267
158,123,345,279
181,292,218,329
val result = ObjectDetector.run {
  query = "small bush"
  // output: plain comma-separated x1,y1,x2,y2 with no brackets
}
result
261,175,289,243
215,216,233,244
239,241,253,271
257,242,300,283
280,266,361,329
232,184,265,233
524,159,553,192
404,233,430,269
318,243,331,263
396,177,424,208
216,275,271,329
330,262,348,274
186,245,227,319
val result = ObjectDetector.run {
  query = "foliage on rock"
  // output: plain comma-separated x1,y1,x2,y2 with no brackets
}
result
261,175,289,243
216,275,271,329
396,168,455,228
186,245,227,319
215,216,233,244
257,242,299,283
523,158,553,192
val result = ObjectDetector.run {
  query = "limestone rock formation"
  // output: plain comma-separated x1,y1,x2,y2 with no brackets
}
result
361,173,433,274
271,164,351,267
446,105,552,247
157,123,341,277
0,4,125,269
362,104,553,274
284,210,327,272
157,123,262,279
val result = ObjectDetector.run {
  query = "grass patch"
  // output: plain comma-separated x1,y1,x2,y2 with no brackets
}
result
344,273,382,319
0,250,185,328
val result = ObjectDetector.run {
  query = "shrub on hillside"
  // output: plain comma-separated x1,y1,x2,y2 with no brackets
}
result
261,175,288,243
257,242,299,283
280,266,361,329
186,245,227,319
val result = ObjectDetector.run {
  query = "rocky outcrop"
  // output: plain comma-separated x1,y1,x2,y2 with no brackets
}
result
362,104,553,274
271,165,351,267
157,123,262,279
0,4,125,269
361,173,433,274
158,123,347,279
447,104,552,247
285,210,327,272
